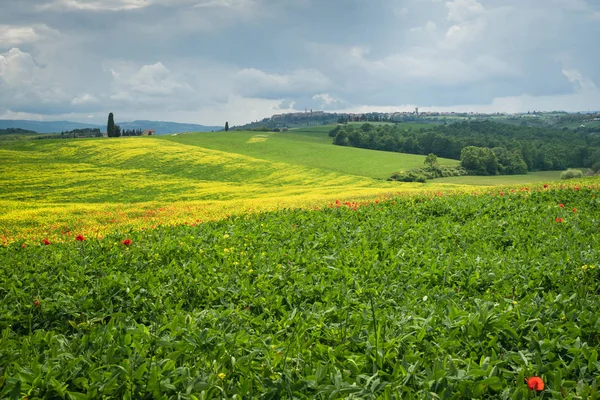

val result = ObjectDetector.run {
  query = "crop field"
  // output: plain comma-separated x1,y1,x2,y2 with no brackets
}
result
1,181,599,399
0,136,442,244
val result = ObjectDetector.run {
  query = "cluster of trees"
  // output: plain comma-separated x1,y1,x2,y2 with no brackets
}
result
0,128,37,135
60,128,102,138
106,113,149,137
331,121,600,173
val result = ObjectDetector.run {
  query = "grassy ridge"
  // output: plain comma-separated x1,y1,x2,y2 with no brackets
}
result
163,129,459,180
1,182,599,398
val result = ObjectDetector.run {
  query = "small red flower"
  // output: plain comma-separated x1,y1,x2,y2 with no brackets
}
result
544,184,549,188
572,208,577,213
558,203,564,208
555,217,564,223
527,376,544,391
75,234,85,241
21,243,27,249
42,238,51,245
121,238,132,246
34,299,40,308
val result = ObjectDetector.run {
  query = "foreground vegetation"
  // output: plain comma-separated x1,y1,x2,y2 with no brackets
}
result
1,180,599,398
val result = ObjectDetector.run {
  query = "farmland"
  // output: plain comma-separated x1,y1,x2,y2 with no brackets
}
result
1,132,600,398
1,181,599,398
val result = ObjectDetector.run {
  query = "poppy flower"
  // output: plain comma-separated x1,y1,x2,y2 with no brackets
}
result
42,238,51,245
34,299,40,308
527,376,544,391
75,234,85,241
558,204,565,208
121,238,132,246
555,217,564,223
573,208,577,213
544,184,549,188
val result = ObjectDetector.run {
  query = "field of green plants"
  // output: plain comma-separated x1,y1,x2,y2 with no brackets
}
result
2,181,599,399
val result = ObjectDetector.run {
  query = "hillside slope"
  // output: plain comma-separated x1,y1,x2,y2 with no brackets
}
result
162,127,459,180
0,136,413,242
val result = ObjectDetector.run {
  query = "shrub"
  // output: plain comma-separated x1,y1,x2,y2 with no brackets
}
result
560,168,583,180
388,166,467,182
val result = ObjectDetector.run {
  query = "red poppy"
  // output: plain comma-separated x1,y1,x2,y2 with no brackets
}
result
75,234,85,241
555,217,564,223
42,238,51,245
34,299,40,308
21,243,27,249
572,208,577,213
527,377,544,391
558,203,565,208
122,238,132,246
544,184,549,188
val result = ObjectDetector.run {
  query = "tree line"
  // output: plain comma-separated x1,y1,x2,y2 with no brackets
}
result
106,113,149,137
330,121,600,174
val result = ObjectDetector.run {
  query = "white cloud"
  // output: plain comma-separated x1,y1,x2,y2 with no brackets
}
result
0,24,61,48
562,69,598,92
193,0,257,8
234,68,330,98
0,26,38,47
71,93,100,105
312,93,338,106
0,48,70,106
445,0,484,22
343,46,515,85
38,0,152,11
108,61,197,108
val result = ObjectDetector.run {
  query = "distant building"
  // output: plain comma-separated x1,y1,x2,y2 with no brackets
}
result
142,130,155,136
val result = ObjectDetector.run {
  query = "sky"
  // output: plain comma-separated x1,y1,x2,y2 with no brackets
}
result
1,0,599,126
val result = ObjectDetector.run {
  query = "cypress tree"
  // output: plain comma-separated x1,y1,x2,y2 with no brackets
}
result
107,113,115,137
225,121,229,132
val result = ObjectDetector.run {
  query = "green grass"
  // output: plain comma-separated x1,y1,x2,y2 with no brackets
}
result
432,171,564,186
163,129,458,180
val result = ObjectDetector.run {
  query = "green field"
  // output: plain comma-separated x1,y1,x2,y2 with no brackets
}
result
0,132,442,243
1,128,600,398
431,171,564,186
164,128,458,180
0,129,586,244
1,182,599,398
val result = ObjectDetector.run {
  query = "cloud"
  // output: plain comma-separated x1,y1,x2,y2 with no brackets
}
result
0,48,71,112
0,0,599,125
38,0,153,11
234,68,331,99
312,93,339,107
445,0,484,22
562,69,598,92
0,24,61,48
0,26,38,46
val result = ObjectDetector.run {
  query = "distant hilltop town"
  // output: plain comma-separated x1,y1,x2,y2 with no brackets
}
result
232,108,599,131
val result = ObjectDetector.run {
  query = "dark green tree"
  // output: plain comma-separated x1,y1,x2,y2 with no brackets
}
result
225,122,229,132
115,125,121,137
107,113,115,137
